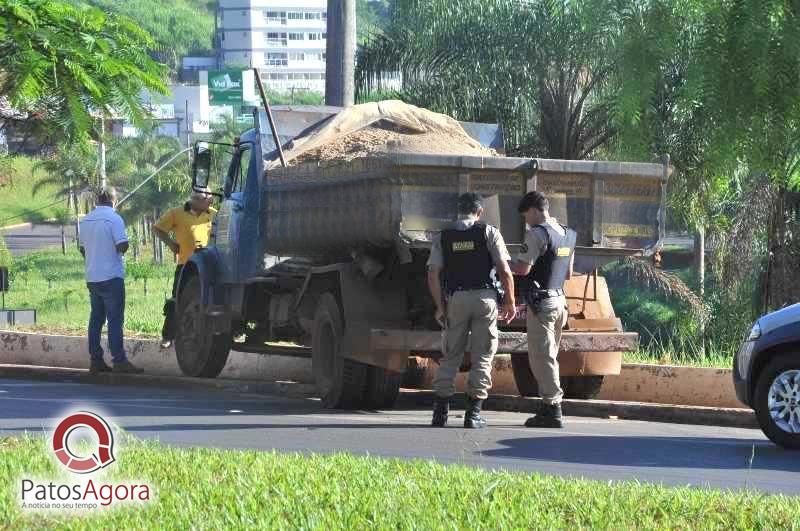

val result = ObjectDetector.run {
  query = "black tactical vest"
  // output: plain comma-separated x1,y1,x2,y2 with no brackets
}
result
529,224,577,290
441,223,495,294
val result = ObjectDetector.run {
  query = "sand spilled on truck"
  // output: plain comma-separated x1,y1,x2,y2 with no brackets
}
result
270,101,497,169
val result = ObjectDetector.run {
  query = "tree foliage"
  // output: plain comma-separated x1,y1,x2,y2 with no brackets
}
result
77,0,215,73
0,0,168,139
357,0,620,159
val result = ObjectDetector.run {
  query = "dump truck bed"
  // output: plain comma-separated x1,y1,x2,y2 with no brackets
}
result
262,153,669,268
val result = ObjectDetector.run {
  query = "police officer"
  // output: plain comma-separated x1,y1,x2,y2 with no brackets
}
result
510,191,576,428
427,193,516,428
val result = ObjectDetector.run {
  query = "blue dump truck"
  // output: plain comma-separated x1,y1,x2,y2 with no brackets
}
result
174,103,671,409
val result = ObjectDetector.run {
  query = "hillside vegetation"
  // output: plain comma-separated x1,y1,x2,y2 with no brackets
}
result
77,0,216,72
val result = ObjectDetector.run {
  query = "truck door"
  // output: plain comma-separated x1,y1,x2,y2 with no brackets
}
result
214,143,252,283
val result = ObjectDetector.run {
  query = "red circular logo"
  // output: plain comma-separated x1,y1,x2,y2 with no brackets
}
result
52,412,115,474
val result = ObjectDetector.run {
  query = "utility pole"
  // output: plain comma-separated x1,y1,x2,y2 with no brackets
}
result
325,0,356,107
98,118,107,190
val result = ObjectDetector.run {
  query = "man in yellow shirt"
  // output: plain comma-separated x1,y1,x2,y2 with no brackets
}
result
153,188,216,348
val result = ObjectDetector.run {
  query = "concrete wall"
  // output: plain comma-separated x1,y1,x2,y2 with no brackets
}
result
0,332,743,409
0,332,313,384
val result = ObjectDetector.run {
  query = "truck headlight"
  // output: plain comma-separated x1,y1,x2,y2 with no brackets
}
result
747,323,761,341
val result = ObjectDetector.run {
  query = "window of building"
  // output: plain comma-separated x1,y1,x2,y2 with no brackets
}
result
288,12,303,20
288,32,304,41
322,33,327,39
267,53,288,67
264,11,286,23
289,52,305,61
322,11,327,20
266,32,287,46
308,33,321,41
304,12,322,20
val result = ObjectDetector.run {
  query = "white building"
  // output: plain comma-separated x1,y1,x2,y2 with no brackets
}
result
217,0,327,93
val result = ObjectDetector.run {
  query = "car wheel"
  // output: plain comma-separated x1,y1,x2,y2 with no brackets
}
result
754,353,800,450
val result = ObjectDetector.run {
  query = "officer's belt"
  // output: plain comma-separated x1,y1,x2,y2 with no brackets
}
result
447,284,495,295
529,288,564,299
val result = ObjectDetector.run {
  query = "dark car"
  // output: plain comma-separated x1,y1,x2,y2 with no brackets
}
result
734,303,800,449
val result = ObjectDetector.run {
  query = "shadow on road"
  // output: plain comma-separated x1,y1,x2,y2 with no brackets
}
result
482,436,800,472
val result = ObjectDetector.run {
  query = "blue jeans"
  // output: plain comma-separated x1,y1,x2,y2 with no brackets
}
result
87,277,127,364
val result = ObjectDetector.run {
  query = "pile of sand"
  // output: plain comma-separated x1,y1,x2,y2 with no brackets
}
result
272,101,497,168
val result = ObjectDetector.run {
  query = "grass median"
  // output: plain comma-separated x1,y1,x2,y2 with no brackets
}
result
1,435,798,529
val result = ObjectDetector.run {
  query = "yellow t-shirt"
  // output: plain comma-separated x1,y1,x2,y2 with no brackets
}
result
154,205,217,265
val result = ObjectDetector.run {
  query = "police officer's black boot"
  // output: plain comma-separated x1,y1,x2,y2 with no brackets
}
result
464,396,487,429
524,402,563,428
431,396,450,427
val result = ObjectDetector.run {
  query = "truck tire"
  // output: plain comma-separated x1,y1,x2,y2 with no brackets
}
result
312,293,367,409
402,357,428,389
364,366,403,410
561,376,605,400
175,275,231,378
512,354,605,400
511,353,540,397
753,353,800,450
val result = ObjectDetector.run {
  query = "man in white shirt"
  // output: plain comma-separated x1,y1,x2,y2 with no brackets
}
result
79,188,143,375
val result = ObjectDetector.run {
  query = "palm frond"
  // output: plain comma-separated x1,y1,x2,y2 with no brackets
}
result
606,257,709,322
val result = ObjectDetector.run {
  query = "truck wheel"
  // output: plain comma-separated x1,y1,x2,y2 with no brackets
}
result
175,275,231,378
753,353,800,450
364,366,403,410
562,376,605,400
402,357,428,389
510,353,540,397
312,293,367,409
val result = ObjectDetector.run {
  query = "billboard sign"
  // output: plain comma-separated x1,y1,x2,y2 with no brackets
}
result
208,70,244,105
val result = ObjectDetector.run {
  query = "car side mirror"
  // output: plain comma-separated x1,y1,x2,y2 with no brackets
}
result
192,142,212,191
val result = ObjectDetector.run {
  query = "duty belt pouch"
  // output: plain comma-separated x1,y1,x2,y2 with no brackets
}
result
525,293,543,314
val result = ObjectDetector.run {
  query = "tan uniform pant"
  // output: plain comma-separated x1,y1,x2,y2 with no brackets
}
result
527,300,568,405
433,289,499,400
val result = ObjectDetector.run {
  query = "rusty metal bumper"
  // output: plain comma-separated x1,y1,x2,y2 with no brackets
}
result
370,329,639,355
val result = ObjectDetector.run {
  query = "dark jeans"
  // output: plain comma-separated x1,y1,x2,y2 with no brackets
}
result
87,277,127,364
161,266,182,341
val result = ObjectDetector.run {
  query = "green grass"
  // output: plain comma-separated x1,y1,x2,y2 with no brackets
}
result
3,246,175,338
0,156,67,227
1,435,798,529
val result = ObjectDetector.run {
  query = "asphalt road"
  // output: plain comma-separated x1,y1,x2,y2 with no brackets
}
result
0,223,77,256
1,375,797,495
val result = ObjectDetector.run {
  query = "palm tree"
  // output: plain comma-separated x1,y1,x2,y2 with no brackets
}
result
357,0,619,158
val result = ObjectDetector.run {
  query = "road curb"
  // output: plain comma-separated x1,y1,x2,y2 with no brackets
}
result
0,364,757,429
0,364,318,399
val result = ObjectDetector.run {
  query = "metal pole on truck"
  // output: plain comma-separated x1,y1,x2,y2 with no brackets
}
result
116,147,193,208
253,68,287,168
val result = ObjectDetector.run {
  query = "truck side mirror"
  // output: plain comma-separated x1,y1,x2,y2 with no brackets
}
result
192,142,212,191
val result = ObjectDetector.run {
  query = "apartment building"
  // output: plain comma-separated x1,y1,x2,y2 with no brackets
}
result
217,0,327,93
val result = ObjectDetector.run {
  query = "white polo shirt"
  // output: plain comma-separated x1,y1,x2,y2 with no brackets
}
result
79,206,128,283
